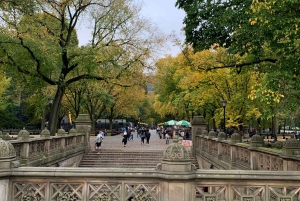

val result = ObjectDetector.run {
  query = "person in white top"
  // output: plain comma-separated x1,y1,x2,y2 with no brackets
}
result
165,133,170,144
94,130,104,154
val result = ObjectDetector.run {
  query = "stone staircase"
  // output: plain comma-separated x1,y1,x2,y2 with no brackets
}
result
79,149,199,169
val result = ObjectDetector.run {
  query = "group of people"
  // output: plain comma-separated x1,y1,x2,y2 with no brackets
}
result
94,125,183,152
137,127,151,145
122,127,134,147
156,126,191,143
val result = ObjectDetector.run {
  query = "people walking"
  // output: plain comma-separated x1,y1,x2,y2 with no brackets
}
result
140,127,146,145
145,128,151,145
122,130,128,147
129,129,133,141
94,130,104,154
165,133,170,144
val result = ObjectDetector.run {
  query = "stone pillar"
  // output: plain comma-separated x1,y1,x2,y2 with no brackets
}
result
0,179,9,201
73,114,92,154
157,135,195,201
0,139,20,169
229,133,241,169
191,116,207,156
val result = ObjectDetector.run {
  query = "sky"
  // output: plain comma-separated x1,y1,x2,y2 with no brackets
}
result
139,0,186,56
76,0,186,57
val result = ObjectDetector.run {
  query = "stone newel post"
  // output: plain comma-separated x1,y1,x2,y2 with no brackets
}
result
156,135,196,201
191,116,207,156
73,114,92,154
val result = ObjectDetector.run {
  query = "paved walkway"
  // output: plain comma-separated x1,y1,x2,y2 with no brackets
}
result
90,129,174,151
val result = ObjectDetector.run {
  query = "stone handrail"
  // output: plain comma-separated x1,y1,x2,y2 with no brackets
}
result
1,167,300,201
194,134,300,171
9,130,86,167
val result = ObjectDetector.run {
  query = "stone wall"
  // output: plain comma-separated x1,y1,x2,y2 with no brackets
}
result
194,134,300,171
1,167,300,201
9,129,86,167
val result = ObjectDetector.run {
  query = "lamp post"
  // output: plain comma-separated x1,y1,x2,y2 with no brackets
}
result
48,97,53,131
222,100,227,133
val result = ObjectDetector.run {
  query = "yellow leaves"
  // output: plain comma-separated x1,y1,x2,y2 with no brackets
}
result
249,18,257,25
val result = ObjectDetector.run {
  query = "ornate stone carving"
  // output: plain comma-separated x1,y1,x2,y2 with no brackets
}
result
40,128,50,138
135,190,151,201
208,130,215,139
69,128,77,135
230,133,242,144
270,186,300,201
232,186,264,201
250,134,264,148
191,163,197,171
284,138,300,148
242,198,254,201
11,160,21,168
273,141,283,149
18,128,30,141
196,128,202,136
282,137,300,156
21,187,41,201
217,132,226,141
205,196,216,201
155,163,162,170
195,185,226,200
0,138,16,158
57,128,66,136
163,135,190,161
94,191,111,201
202,130,208,137
59,191,78,201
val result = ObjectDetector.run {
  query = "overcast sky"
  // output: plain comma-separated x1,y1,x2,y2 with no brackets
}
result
140,0,186,56
76,0,186,57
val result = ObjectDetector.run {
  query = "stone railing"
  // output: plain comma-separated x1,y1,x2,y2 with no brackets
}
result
9,128,86,167
1,167,300,201
194,131,300,171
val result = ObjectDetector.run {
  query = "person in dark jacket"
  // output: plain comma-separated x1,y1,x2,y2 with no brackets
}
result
145,128,151,145
140,127,146,145
122,130,128,147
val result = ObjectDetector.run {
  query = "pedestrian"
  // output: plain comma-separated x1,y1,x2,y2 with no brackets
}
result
122,130,128,147
140,127,146,145
145,128,151,145
127,128,131,140
129,129,133,141
94,130,104,154
165,133,170,144
137,127,140,138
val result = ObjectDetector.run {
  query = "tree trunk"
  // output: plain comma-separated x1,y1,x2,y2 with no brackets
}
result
49,86,65,135
272,115,277,139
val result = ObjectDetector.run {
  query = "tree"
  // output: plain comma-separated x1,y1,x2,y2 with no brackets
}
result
0,0,163,134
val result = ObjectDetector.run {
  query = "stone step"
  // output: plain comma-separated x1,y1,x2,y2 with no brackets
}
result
79,149,198,169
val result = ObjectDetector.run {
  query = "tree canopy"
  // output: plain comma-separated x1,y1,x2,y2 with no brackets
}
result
0,0,164,134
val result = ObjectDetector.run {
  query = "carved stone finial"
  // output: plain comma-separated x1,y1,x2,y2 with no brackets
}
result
230,133,242,144
217,132,226,141
57,128,66,136
208,130,215,139
0,138,16,158
68,128,77,135
282,138,300,156
163,134,189,161
18,129,30,141
250,134,264,148
201,130,208,137
40,127,50,138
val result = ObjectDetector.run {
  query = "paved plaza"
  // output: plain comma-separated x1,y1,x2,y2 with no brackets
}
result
90,129,174,151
